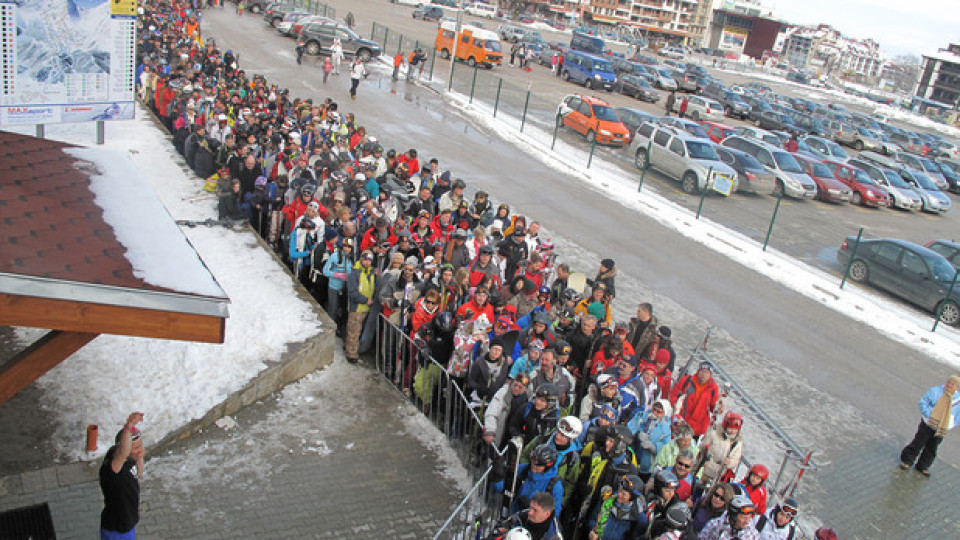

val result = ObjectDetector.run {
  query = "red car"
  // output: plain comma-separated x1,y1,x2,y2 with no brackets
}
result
824,160,891,207
792,154,851,203
699,121,737,144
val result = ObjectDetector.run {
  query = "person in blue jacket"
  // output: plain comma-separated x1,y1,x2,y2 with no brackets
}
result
514,444,565,517
627,398,673,482
322,237,354,335
900,375,960,476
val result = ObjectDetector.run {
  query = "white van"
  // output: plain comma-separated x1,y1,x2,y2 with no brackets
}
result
465,3,497,18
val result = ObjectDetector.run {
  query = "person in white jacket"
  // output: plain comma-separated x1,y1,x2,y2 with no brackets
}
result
349,58,366,100
483,374,531,449
696,411,743,487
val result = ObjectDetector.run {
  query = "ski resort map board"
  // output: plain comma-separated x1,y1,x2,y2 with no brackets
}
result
0,0,137,125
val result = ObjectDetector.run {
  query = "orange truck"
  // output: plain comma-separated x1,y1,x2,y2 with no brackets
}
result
435,22,503,68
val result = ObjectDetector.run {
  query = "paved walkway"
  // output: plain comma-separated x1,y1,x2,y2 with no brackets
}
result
0,354,465,539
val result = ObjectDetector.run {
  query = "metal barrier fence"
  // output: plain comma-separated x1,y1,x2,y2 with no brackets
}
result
370,22,439,82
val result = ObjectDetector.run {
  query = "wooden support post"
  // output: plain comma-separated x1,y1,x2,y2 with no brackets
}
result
0,330,98,406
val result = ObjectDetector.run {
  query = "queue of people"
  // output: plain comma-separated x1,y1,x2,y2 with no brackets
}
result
123,2,856,539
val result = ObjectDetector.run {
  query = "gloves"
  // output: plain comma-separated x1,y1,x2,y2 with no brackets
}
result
333,272,347,280
637,432,650,445
642,440,656,452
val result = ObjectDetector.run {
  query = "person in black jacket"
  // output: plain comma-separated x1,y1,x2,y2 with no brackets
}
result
99,412,145,539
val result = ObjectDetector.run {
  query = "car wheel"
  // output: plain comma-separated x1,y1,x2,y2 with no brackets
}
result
585,79,593,89
635,147,649,169
851,191,862,206
724,106,732,116
561,70,570,81
586,130,596,144
467,57,476,67
440,48,450,59
755,118,762,127
305,41,320,55
772,180,784,197
250,4,262,13
938,300,960,325
849,260,869,283
815,185,823,201
681,172,698,194
855,140,864,151
270,17,279,28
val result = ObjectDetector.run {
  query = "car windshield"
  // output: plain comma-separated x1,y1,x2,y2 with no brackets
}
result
763,135,781,147
857,127,872,136
930,256,957,281
913,172,939,190
593,61,614,73
809,161,834,177
593,105,620,122
738,153,764,169
684,124,709,138
773,152,803,173
657,68,672,77
919,158,940,173
826,141,849,159
852,169,876,185
485,40,502,52
687,141,719,160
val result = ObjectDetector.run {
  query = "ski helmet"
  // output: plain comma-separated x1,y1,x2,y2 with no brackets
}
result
728,494,757,517
557,416,583,440
814,528,838,540
722,411,743,431
386,149,397,160
529,444,558,469
555,340,572,356
534,383,560,405
300,182,317,197
538,285,551,297
563,287,581,303
434,312,455,334
778,496,799,517
505,528,532,540
664,501,691,529
479,244,495,255
620,474,645,500
749,464,769,482
653,469,679,493
532,311,550,326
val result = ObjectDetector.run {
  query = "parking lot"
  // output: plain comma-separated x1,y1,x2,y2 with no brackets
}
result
267,0,960,308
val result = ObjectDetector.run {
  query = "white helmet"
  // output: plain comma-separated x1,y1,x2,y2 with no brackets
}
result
558,416,583,439
505,527,532,540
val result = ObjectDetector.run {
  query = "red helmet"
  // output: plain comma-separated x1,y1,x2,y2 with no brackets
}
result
749,464,769,481
814,527,838,540
722,411,743,431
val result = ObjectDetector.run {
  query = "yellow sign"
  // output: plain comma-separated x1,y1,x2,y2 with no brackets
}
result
111,0,137,17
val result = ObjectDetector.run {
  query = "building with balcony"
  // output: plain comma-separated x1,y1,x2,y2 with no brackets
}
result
580,0,699,45
916,44,960,108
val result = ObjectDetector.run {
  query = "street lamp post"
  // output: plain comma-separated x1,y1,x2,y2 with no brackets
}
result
446,0,468,91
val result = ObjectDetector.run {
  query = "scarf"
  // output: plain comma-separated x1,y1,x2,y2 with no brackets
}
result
928,377,960,437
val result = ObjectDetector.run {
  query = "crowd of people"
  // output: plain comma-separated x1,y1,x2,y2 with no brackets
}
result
126,1,843,539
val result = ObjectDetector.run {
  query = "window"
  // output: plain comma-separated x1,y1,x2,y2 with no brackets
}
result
756,150,774,168
717,148,734,165
638,124,655,139
875,243,902,265
901,250,927,277
578,101,593,116
653,130,671,147
669,139,685,155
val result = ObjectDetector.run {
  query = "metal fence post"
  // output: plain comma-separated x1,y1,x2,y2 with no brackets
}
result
932,268,960,332
839,227,864,289
384,28,390,53
397,34,403,55
587,136,597,169
469,65,478,104
637,140,652,192
696,167,712,219
493,78,503,118
35,124,44,139
429,47,436,81
551,113,561,150
762,192,783,251
96,121,105,145
371,21,375,38
520,90,530,132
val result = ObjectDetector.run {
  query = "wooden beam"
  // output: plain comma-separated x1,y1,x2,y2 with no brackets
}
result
0,330,98,406
0,293,226,344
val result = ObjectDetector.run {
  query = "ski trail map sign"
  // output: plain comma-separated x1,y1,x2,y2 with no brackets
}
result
0,0,137,125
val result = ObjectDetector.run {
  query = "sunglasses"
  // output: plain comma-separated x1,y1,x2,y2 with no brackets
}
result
424,300,437,306
676,462,692,469
712,493,725,500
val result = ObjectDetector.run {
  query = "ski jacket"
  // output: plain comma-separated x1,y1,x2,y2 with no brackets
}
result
670,375,720,437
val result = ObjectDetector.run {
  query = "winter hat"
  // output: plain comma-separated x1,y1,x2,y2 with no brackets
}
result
522,278,537,294
658,326,672,338
307,201,320,211
489,336,504,349
587,302,605,320
621,354,637,368
949,375,960,392
639,362,657,374
598,374,618,389
255,175,268,187
404,256,419,267
601,258,615,270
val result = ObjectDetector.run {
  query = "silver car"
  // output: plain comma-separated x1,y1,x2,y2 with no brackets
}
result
849,154,923,211
848,127,883,152
721,135,817,198
900,153,949,190
629,123,739,195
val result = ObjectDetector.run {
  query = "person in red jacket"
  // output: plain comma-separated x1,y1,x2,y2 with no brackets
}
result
740,463,769,515
588,334,622,379
282,183,328,228
410,289,441,336
669,361,720,437
429,209,456,243
652,348,673,398
457,286,494,323
360,217,397,251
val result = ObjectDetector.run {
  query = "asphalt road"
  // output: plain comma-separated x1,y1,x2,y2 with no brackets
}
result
208,1,960,468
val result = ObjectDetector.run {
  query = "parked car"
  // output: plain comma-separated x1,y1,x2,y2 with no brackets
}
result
671,95,722,122
715,147,774,194
629,122,739,194
275,11,312,35
858,152,951,214
754,111,803,136
801,136,850,162
888,131,925,155
741,96,773,123
413,5,444,20
699,121,736,144
497,24,526,42
615,107,659,138
659,117,710,139
557,94,631,146
570,31,607,56
836,237,960,324
792,154,851,203
899,153,949,190
789,113,829,137
673,71,700,93
848,155,923,211
657,46,685,59
615,75,659,102
298,22,382,60
262,2,300,26
465,2,497,18
560,51,617,90
736,126,782,148
926,240,960,270
934,160,960,193
720,136,816,198
649,67,679,90
933,140,960,159
838,126,882,152
823,160,890,207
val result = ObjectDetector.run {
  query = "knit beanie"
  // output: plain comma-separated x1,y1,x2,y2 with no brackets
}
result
587,302,605,320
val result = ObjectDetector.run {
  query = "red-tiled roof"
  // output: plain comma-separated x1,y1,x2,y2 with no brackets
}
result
0,131,171,292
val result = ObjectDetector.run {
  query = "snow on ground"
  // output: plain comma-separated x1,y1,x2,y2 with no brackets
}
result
3,109,321,461
426,83,960,371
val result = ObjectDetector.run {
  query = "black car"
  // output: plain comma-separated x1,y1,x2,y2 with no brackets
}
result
926,240,960,269
615,107,659,138
615,75,659,102
299,22,382,60
790,113,829,137
934,161,960,193
412,6,443,21
755,111,803,136
837,237,960,324
742,96,773,123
